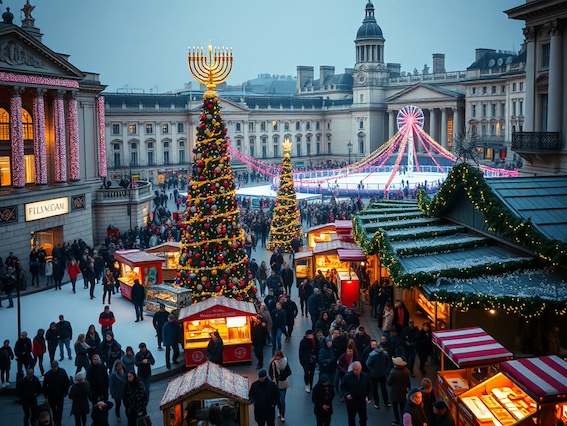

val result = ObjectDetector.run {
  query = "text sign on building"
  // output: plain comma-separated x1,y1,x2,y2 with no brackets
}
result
25,197,69,221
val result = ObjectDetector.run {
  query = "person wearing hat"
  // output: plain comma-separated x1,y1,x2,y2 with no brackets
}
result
69,369,91,426
248,368,280,426
311,373,335,426
134,343,155,400
403,387,428,426
387,357,410,425
433,399,455,426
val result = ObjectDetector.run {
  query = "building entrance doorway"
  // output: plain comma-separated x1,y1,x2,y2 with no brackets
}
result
30,226,63,257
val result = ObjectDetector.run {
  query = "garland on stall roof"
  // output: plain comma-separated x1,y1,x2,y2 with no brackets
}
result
417,162,567,266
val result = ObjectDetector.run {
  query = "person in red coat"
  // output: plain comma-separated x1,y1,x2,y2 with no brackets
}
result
98,306,116,336
67,259,82,293
31,329,47,376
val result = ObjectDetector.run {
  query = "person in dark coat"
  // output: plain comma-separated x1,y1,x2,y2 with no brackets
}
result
340,361,372,426
98,331,120,368
134,343,155,400
282,294,298,340
0,339,14,387
318,337,337,383
56,314,73,361
43,361,70,426
206,331,224,365
403,388,429,426
123,371,148,426
73,334,91,375
14,331,33,378
98,306,116,336
417,321,433,375
280,263,294,295
17,368,42,426
402,319,419,376
162,314,180,369
69,370,91,426
252,317,269,369
85,325,101,361
307,288,324,329
45,323,58,365
152,304,169,350
130,279,145,322
248,368,280,426
91,400,114,426
311,374,335,426
299,329,319,393
270,302,287,356
433,400,456,426
387,357,411,426
86,354,109,405
392,300,410,334
366,346,392,409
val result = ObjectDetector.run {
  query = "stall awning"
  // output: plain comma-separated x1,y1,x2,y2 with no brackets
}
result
335,220,353,232
313,240,360,255
337,249,366,262
178,296,257,321
294,250,313,261
114,249,164,264
432,327,513,368
500,355,567,404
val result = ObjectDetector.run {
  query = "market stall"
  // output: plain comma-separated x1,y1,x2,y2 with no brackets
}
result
306,223,337,250
160,361,250,426
497,355,567,425
294,250,314,281
178,297,257,367
146,285,191,314
113,250,164,300
335,219,355,243
336,248,366,313
145,242,181,281
432,327,513,420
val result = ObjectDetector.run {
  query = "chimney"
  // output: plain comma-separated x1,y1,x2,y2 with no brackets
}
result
432,53,445,74
319,66,335,87
475,48,496,62
296,66,314,91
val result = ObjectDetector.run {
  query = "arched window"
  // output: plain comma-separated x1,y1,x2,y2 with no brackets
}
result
22,109,33,141
0,107,35,186
0,108,9,141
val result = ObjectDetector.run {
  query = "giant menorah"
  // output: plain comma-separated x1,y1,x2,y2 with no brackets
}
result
188,42,233,93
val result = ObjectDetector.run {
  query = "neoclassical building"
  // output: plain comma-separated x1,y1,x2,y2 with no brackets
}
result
104,2,529,182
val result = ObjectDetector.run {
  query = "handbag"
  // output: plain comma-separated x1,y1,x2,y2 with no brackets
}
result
277,377,289,390
136,415,152,426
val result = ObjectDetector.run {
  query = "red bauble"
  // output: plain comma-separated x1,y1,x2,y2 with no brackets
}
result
217,254,223,261
200,261,206,266
220,228,226,234
204,245,209,251
195,253,201,259
205,283,211,289
252,287,258,293
223,181,229,187
205,223,211,230
220,280,226,286
215,286,221,292
243,259,249,265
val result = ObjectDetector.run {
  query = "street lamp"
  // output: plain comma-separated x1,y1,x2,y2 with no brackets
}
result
347,140,353,164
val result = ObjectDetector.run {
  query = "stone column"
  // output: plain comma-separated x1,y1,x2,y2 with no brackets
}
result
441,108,448,148
429,108,437,143
67,91,80,181
452,107,461,141
547,20,562,133
53,90,67,182
10,87,25,188
523,26,536,131
33,88,48,184
388,110,395,139
97,96,108,178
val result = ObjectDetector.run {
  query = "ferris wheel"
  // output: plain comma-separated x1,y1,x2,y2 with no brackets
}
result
397,105,424,131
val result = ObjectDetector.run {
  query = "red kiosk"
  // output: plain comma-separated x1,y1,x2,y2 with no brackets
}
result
113,250,164,300
178,297,257,367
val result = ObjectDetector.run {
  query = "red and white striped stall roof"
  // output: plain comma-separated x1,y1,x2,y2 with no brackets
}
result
432,327,513,368
500,356,567,404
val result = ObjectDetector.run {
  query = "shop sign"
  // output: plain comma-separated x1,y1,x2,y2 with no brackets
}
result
25,197,69,221
195,306,243,319
0,205,18,225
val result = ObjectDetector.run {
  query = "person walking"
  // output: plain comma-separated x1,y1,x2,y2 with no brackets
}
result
299,329,318,393
340,361,372,426
268,350,292,422
402,319,419,377
43,360,70,426
282,294,298,341
162,314,180,369
123,371,148,426
69,370,91,426
56,315,73,361
91,400,114,426
131,279,145,322
0,339,14,388
85,324,101,361
402,388,428,426
366,346,392,409
281,263,294,295
86,354,109,406
206,331,224,365
311,374,335,426
387,357,411,426
52,257,65,290
102,269,115,305
74,334,91,375
121,346,136,374
257,261,269,297
270,302,287,356
252,317,269,369
152,304,168,350
44,258,53,287
15,331,33,378
109,359,127,422
67,259,82,293
2,266,17,307
433,400,456,426
134,343,155,399
45,322,58,364
17,368,42,426
32,329,47,376
248,368,280,426
417,321,433,375
98,306,116,335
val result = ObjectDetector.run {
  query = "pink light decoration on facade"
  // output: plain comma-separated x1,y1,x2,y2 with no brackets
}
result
10,91,25,188
54,93,67,182
97,96,107,178
67,94,80,181
0,71,79,88
33,91,48,184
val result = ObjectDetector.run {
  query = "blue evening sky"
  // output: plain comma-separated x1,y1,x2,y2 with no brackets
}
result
25,0,525,92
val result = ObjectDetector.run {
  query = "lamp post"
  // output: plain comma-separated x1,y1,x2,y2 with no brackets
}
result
347,140,353,164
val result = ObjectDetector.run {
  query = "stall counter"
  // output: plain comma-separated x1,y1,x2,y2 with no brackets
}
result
113,250,164,300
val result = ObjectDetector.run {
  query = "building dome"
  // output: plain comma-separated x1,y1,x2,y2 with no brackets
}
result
356,1,384,40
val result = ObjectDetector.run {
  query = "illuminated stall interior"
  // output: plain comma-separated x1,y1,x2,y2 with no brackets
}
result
145,242,181,281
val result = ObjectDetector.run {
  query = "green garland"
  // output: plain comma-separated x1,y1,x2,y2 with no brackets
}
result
417,163,567,266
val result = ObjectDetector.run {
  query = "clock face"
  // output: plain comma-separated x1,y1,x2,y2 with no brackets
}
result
358,72,367,84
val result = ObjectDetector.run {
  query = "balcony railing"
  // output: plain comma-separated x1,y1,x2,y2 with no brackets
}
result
94,181,153,203
108,160,190,170
511,132,561,152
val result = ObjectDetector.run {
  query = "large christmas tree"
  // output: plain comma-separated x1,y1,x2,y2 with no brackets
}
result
266,140,303,253
177,91,257,302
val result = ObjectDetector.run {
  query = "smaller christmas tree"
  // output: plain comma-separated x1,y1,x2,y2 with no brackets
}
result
267,139,303,253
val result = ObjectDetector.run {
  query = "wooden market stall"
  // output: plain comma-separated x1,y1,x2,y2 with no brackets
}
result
432,327,513,421
178,297,257,367
113,250,164,300
145,242,180,282
336,248,366,313
334,219,355,243
160,360,250,426
306,223,337,250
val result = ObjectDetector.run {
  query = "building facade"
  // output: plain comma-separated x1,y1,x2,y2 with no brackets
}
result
104,2,528,181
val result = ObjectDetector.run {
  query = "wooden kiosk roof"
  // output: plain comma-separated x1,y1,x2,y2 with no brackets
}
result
160,361,250,409
145,242,180,253
113,249,164,265
178,296,257,321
